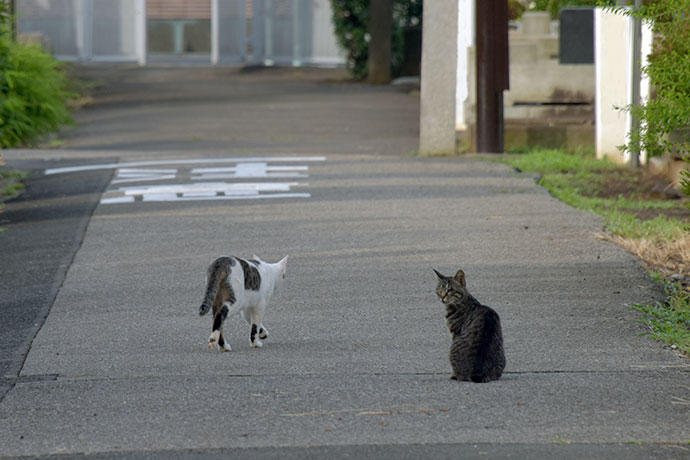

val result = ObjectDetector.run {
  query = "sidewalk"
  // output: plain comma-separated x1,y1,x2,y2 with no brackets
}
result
1,66,688,459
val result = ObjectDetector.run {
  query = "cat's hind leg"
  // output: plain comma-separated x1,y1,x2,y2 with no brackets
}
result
258,325,268,341
217,329,232,352
208,305,229,350
248,306,265,348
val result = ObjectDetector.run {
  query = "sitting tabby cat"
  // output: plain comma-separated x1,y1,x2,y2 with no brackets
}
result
433,268,506,382
199,255,288,351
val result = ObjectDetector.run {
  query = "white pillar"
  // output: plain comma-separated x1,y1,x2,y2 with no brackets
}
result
292,0,302,66
595,7,652,164
264,0,274,65
211,0,219,64
455,0,474,131
419,0,459,155
135,0,147,65
75,0,93,61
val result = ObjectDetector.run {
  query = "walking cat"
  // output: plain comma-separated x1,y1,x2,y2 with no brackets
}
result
199,255,288,351
433,268,506,382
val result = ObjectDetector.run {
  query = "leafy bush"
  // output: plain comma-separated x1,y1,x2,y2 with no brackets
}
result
0,4,73,148
609,0,690,158
518,1,611,19
607,0,690,206
330,0,421,80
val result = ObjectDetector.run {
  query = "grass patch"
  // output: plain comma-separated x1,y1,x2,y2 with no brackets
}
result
506,147,615,174
0,168,27,200
0,167,28,231
498,148,688,241
497,148,690,356
635,281,690,356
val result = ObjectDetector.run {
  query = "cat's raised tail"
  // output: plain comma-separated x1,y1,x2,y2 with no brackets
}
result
199,260,228,316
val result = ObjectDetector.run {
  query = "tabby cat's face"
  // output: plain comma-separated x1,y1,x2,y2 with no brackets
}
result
436,279,463,305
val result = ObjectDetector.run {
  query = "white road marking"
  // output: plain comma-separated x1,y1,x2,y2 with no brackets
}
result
111,168,178,185
92,157,324,205
142,193,311,202
101,196,136,205
44,156,326,175
191,162,308,180
118,182,302,196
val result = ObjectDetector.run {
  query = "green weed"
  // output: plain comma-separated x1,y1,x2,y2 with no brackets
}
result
635,282,690,355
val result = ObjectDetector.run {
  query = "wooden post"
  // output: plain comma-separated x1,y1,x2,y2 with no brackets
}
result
475,0,509,153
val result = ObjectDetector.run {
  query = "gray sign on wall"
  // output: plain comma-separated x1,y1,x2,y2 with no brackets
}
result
559,8,595,64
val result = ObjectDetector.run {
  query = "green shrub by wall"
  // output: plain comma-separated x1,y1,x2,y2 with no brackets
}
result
0,5,73,148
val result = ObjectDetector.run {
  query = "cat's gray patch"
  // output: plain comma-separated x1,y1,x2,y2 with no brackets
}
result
200,257,236,316
239,258,261,291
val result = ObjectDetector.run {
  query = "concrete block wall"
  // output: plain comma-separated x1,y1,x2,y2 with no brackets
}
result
460,11,595,152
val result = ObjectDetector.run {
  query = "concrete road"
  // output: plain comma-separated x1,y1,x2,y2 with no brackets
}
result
1,67,688,459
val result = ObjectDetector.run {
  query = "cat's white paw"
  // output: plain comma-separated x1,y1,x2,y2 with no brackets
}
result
250,339,263,348
259,328,268,340
208,332,219,350
222,343,232,352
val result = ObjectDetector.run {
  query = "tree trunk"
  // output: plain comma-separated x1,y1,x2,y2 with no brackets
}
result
367,0,393,84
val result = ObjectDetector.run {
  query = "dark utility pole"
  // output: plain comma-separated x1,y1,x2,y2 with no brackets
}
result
629,0,642,168
476,0,509,153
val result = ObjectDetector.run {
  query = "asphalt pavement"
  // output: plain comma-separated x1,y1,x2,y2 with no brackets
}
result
1,66,688,459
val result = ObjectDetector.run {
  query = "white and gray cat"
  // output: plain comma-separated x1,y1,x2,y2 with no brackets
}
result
199,255,288,351
434,268,506,382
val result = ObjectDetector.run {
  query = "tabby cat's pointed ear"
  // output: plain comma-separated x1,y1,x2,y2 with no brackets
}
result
453,269,466,287
433,269,446,280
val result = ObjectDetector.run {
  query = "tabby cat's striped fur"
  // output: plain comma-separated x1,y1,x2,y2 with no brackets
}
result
434,268,505,382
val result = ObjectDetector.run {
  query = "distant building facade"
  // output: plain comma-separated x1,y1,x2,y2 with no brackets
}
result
15,0,344,66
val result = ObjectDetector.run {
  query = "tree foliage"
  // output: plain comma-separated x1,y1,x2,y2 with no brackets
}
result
607,0,690,202
530,0,612,18
0,3,73,148
330,0,421,80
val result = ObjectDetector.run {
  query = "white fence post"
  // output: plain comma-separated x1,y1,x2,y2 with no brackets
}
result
211,0,219,64
136,0,147,65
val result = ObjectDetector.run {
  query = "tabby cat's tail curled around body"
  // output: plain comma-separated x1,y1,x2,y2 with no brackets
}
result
199,263,227,316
